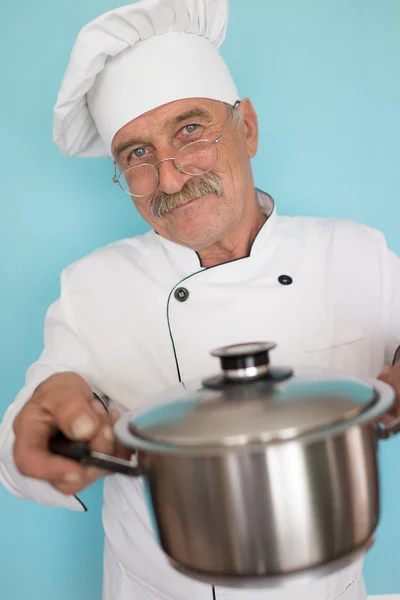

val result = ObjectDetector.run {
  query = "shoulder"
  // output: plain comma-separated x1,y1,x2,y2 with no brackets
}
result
61,230,162,285
273,215,392,278
275,214,387,250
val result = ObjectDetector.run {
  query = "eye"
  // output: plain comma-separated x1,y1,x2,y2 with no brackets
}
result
182,124,199,134
131,147,146,158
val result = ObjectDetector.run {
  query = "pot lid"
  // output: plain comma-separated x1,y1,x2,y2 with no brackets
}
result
128,343,381,448
129,379,378,447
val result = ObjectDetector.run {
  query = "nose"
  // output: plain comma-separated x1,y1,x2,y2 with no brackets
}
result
157,158,191,195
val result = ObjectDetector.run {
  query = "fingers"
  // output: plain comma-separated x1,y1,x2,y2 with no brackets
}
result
378,413,393,425
377,363,400,423
51,424,115,495
378,365,391,380
13,375,108,492
50,409,132,495
13,401,86,482
378,363,400,395
32,377,101,442
13,374,132,496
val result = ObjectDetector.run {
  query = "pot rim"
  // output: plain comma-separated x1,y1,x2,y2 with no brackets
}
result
113,376,395,456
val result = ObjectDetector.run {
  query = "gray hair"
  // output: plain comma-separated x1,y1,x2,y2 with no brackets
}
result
224,102,243,128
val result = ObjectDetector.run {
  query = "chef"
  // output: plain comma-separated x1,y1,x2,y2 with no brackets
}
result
1,0,400,599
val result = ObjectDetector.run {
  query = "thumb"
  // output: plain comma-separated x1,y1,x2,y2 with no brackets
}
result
378,365,391,380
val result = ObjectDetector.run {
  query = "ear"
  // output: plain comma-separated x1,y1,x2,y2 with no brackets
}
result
238,98,258,158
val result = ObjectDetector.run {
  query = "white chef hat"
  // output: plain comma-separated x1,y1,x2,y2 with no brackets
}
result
53,0,240,159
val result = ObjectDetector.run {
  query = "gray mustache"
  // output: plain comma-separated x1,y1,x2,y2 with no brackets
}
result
150,173,224,219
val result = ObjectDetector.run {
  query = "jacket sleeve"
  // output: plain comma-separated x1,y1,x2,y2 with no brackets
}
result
383,248,400,366
0,269,98,511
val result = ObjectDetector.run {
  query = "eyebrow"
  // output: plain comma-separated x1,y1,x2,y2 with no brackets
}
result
165,107,213,128
113,137,149,160
113,107,213,160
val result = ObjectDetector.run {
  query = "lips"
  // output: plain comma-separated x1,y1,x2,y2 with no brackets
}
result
171,195,201,212
170,192,217,215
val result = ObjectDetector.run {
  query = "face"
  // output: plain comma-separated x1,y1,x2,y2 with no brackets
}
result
111,98,259,251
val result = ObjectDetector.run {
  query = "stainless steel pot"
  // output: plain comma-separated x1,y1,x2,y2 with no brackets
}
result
50,342,400,588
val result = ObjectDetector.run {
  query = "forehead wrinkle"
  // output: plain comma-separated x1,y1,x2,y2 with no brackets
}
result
113,105,215,159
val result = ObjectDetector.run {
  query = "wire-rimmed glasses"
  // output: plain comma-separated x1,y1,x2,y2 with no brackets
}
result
112,100,240,198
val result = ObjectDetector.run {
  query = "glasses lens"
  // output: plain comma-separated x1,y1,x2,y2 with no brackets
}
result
120,165,158,197
175,140,218,176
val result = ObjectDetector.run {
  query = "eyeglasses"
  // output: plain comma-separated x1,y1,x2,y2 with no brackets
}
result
112,100,240,198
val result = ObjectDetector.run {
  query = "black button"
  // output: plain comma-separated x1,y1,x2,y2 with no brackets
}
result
278,275,293,286
174,287,189,302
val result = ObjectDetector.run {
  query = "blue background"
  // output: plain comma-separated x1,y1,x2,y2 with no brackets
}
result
1,0,399,598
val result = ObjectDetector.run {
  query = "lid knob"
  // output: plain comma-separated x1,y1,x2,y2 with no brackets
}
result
211,342,276,381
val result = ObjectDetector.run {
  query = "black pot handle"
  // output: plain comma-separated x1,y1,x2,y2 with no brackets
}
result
49,431,144,477
375,416,400,440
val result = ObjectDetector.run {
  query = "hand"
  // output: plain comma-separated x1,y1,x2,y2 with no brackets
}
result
377,362,400,426
13,372,131,496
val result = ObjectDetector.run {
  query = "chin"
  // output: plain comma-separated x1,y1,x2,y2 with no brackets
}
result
170,222,223,251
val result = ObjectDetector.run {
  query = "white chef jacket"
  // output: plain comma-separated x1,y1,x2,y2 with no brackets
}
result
1,190,400,600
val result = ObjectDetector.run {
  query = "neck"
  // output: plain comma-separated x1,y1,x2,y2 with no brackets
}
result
198,198,267,268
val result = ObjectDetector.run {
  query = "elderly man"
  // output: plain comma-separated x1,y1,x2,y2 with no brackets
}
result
1,1,400,599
